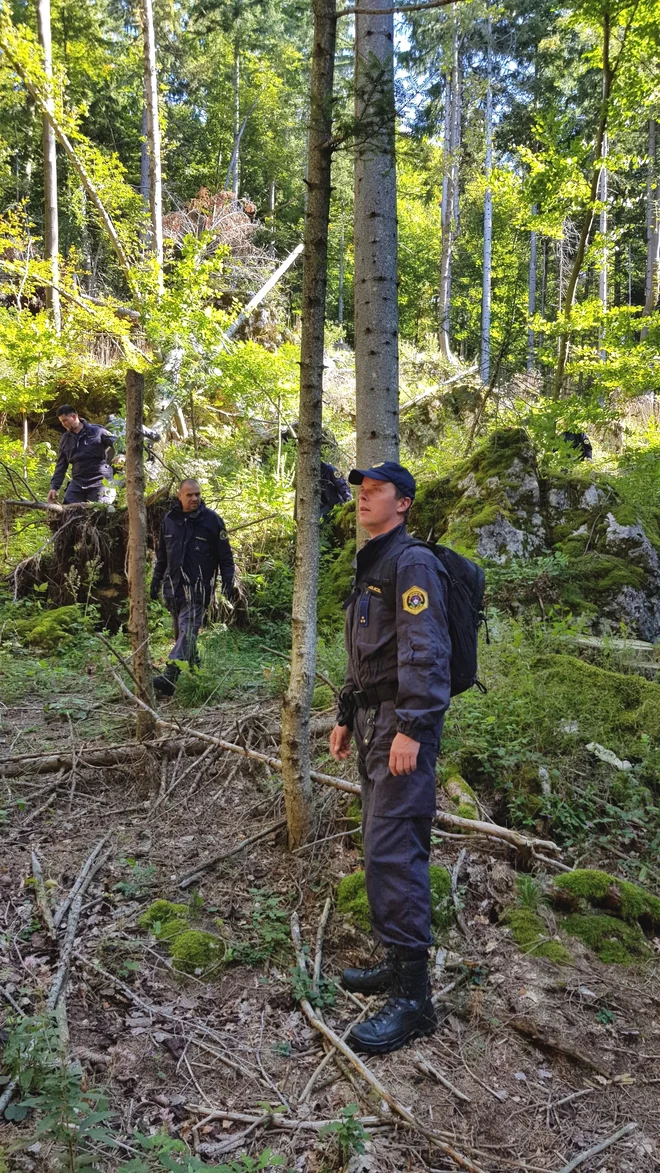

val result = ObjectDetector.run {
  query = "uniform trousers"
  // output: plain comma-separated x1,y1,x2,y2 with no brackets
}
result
165,597,206,665
63,479,116,504
354,699,442,952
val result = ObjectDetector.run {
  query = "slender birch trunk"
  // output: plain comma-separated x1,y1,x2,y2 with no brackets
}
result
140,99,150,202
479,15,493,385
231,40,240,199
280,0,336,850
338,208,345,324
125,369,155,739
554,12,611,395
438,17,459,363
140,0,164,289
643,118,659,333
527,213,537,372
36,0,60,334
354,0,399,483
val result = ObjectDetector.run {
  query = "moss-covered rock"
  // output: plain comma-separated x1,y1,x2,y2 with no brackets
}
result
170,929,228,974
501,907,573,964
563,913,650,964
336,870,371,932
550,869,660,931
138,900,190,931
429,864,453,933
344,797,363,847
442,772,479,821
14,605,90,650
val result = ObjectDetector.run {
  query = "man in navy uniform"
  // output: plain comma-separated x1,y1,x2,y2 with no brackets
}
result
320,460,352,517
329,462,451,1054
47,405,116,504
150,478,236,695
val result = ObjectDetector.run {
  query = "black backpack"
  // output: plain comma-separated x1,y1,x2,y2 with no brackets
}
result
408,539,487,696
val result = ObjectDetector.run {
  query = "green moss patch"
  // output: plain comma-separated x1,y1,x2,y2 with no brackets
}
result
138,900,190,930
442,772,479,821
502,907,573,964
563,913,650,964
344,798,363,847
336,871,371,932
429,865,453,933
551,869,660,931
14,605,90,651
170,929,228,974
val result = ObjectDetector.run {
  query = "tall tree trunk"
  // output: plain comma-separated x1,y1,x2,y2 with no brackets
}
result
338,207,345,324
598,132,608,311
231,39,241,199
438,17,460,363
125,369,156,740
280,0,336,850
354,0,399,484
643,118,659,333
140,0,164,289
479,15,493,384
527,213,537,372
36,0,60,334
554,11,611,396
140,99,150,201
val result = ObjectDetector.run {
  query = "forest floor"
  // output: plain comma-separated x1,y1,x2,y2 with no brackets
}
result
1,662,660,1173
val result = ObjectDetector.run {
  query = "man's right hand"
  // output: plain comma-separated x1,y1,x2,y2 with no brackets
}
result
150,580,161,601
330,724,353,762
47,489,58,505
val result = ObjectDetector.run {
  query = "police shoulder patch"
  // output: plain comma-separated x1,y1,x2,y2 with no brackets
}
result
402,585,429,615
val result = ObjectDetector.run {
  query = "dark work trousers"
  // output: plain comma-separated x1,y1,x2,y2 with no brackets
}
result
354,699,442,952
165,597,206,665
63,479,116,504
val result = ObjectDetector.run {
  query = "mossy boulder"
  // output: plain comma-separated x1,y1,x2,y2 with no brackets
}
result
550,869,660,932
563,913,650,964
138,900,190,931
501,907,573,965
336,870,371,932
170,929,228,974
429,864,453,933
442,772,479,821
14,605,90,650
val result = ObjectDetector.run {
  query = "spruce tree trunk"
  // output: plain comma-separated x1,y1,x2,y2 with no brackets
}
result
125,369,156,739
479,16,493,385
280,0,336,850
36,0,60,334
140,0,164,288
643,118,659,330
438,17,460,363
598,131,608,310
554,12,611,396
354,0,399,477
527,217,537,372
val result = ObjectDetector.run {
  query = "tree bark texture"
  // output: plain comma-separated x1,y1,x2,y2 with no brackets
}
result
554,12,611,395
125,369,156,738
438,18,460,364
643,118,659,324
280,0,336,849
140,0,164,287
36,0,60,333
354,0,399,480
479,18,492,385
527,218,537,372
598,130,608,311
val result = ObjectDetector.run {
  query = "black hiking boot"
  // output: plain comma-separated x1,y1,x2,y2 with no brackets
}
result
153,662,181,697
342,953,394,995
348,951,436,1055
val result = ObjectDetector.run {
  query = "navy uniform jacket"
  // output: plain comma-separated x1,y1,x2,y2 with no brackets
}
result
152,502,235,605
320,462,352,516
50,420,116,491
340,524,452,741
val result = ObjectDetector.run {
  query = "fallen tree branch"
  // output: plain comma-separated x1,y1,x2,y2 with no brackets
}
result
31,851,56,939
290,913,486,1173
558,1120,637,1173
508,1016,611,1078
186,1104,389,1133
113,673,563,861
178,818,286,888
313,896,332,998
414,1051,472,1104
48,892,83,1011
451,848,469,938
53,836,110,929
0,738,212,778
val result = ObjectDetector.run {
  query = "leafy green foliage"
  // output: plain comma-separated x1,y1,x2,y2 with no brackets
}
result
319,1105,368,1164
289,966,337,1010
231,890,291,965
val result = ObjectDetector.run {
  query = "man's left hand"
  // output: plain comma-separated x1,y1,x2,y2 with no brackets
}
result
389,732,420,777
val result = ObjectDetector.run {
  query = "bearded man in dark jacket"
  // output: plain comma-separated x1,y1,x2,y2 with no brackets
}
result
150,479,236,695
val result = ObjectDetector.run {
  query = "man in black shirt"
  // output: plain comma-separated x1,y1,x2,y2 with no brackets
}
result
150,478,236,695
47,405,116,505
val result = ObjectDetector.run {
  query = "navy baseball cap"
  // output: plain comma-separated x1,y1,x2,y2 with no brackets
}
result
348,461,416,500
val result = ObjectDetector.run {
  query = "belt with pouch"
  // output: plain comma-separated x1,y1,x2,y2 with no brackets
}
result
352,680,398,708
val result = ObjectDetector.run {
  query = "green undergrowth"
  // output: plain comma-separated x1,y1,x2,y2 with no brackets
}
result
550,869,660,929
138,899,228,975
